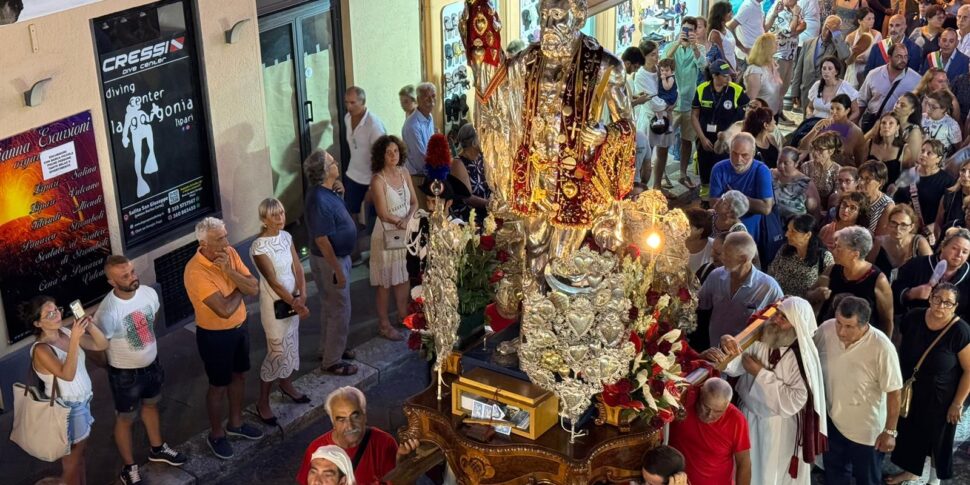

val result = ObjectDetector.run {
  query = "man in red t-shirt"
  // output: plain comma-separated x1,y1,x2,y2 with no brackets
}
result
296,387,418,485
669,378,752,485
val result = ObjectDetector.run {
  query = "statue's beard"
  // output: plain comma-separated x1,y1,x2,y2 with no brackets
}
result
762,323,797,349
541,31,579,58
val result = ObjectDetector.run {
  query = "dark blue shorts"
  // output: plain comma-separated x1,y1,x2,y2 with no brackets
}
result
343,176,369,216
196,324,251,387
108,359,164,415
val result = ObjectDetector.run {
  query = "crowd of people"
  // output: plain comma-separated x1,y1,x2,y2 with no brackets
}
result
644,1,970,483
18,1,970,484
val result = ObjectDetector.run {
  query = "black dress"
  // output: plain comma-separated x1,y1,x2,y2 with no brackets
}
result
892,255,970,322
892,309,970,479
756,141,779,168
867,141,902,188
819,264,887,332
893,170,955,226
937,190,968,233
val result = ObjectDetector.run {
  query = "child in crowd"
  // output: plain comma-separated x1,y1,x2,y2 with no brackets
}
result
921,91,963,155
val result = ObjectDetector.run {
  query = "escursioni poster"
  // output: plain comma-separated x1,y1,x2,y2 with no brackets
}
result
0,111,112,344
95,0,217,250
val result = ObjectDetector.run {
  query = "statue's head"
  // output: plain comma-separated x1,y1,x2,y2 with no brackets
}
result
539,0,587,58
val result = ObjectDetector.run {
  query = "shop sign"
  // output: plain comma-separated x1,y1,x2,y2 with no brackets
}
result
95,0,218,251
0,111,111,344
0,0,103,26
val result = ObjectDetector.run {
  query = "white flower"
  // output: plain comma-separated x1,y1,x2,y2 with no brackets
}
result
411,285,424,300
657,294,671,310
660,328,681,343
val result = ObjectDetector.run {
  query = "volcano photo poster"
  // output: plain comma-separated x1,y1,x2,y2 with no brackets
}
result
0,111,111,343
96,0,217,250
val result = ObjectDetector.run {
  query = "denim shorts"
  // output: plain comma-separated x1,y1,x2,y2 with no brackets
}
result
64,398,94,445
108,360,164,415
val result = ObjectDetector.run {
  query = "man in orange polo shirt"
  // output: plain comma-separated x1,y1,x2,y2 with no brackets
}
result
183,217,262,459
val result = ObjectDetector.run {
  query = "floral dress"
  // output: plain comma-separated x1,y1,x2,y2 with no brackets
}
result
768,249,835,298
773,175,812,221
801,160,842,204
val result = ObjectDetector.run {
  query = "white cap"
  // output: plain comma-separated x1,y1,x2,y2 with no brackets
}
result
309,445,356,485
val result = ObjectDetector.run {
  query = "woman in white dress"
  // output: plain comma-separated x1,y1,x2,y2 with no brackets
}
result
708,1,738,72
25,295,108,485
251,198,310,425
371,135,417,341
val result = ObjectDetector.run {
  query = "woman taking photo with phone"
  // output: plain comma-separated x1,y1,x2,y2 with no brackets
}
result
23,296,108,485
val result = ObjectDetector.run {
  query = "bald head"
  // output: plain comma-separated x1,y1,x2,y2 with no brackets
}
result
888,14,908,40
697,378,733,423
960,6,970,33
701,377,733,402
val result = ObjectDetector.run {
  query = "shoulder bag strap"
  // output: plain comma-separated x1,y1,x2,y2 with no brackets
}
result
351,427,372,468
913,315,960,377
874,78,903,120
29,342,61,405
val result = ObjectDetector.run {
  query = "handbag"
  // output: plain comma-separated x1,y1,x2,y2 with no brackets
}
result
11,344,71,462
383,221,408,250
900,315,959,418
273,293,298,319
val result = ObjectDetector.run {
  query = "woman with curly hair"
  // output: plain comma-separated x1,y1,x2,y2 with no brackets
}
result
370,134,417,341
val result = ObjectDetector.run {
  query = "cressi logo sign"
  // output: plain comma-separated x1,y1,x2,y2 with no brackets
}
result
101,36,185,73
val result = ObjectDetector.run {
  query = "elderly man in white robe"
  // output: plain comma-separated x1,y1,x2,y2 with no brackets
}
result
719,296,828,485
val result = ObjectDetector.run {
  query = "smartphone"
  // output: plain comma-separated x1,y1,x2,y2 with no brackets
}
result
69,299,85,320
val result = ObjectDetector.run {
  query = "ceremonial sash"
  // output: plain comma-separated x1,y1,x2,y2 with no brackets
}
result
878,39,893,64
927,51,946,70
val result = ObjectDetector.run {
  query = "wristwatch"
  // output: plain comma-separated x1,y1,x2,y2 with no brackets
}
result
883,429,898,438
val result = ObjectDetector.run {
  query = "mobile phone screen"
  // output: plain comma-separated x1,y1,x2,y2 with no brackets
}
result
69,300,85,320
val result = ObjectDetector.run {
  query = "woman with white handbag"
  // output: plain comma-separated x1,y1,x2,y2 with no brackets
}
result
370,134,417,341
21,295,108,484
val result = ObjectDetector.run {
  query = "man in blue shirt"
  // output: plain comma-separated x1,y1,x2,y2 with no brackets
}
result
709,133,774,246
304,151,358,376
402,82,436,209
696,231,784,348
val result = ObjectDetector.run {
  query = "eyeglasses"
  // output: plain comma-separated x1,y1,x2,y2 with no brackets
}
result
888,220,913,228
840,204,860,212
859,176,876,184
43,307,63,320
930,296,957,308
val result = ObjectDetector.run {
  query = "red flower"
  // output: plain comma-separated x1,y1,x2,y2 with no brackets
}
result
602,379,645,410
650,416,664,428
647,290,660,307
658,340,673,355
489,269,505,284
402,312,426,330
629,331,643,354
657,407,675,423
678,287,691,303
651,363,663,376
626,243,641,260
665,380,682,399
496,249,510,263
485,303,517,333
628,306,639,322
479,234,496,251
407,332,423,351
649,378,665,395
495,218,505,229
645,340,660,356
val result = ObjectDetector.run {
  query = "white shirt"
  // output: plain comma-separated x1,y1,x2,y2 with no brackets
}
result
814,319,902,446
735,0,766,59
807,79,860,119
32,329,93,402
922,114,964,152
94,286,160,369
857,66,921,116
344,109,387,185
959,31,970,57
798,0,821,43
688,238,713,274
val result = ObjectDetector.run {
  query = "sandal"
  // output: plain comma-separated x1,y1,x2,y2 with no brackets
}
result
342,349,357,360
884,472,918,485
678,176,697,189
379,326,405,341
661,174,674,189
323,362,358,376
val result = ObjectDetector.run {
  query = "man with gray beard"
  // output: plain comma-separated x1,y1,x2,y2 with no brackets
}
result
296,387,419,485
720,297,828,485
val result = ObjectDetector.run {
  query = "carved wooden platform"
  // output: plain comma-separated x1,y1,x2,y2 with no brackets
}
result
400,375,662,485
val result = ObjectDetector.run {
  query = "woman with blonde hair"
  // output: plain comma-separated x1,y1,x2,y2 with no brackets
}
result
743,33,784,117
915,68,961,118
251,198,311,424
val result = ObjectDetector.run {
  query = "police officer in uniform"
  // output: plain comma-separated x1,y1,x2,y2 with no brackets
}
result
691,59,750,187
